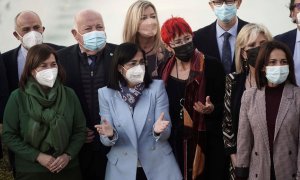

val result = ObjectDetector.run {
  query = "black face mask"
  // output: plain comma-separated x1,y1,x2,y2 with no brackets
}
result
246,46,260,67
173,41,195,62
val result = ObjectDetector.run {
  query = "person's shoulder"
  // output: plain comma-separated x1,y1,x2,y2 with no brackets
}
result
44,43,65,51
194,20,216,36
2,46,20,58
274,29,297,40
237,18,249,26
149,80,165,91
98,86,115,96
57,44,78,55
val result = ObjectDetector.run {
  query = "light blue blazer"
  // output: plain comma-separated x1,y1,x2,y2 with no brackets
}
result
98,80,182,180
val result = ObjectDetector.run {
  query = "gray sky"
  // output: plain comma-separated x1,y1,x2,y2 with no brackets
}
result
0,0,296,52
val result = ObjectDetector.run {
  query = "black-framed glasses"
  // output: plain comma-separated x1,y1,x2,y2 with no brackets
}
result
210,0,236,7
292,3,300,10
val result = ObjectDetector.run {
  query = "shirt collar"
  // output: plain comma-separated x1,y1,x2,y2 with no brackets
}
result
216,18,239,38
296,28,300,42
20,45,28,58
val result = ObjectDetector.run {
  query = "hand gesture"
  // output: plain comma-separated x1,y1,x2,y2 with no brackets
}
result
153,112,170,134
85,127,95,143
95,119,114,138
36,153,55,171
193,96,214,114
49,153,71,173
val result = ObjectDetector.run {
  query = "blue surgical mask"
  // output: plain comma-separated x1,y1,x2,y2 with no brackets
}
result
214,4,237,23
79,30,106,51
265,65,289,85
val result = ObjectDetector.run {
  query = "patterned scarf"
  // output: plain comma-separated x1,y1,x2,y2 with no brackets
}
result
118,82,145,109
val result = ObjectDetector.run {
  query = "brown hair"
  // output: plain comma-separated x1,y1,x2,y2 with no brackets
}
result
255,40,296,89
19,44,65,90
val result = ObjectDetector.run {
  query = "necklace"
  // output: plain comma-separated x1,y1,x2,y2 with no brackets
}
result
145,45,155,55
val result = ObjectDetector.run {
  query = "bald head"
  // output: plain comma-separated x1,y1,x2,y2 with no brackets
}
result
13,10,45,40
74,9,104,30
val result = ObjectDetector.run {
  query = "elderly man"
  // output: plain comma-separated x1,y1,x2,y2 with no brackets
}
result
2,11,64,93
2,10,64,177
57,9,117,180
275,0,300,86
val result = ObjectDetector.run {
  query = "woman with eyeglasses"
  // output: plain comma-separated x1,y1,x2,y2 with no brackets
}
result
159,17,225,180
222,23,273,180
95,42,182,180
2,44,86,180
235,41,300,180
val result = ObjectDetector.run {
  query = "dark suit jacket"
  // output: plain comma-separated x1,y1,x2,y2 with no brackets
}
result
0,53,8,122
193,18,248,73
57,43,117,129
2,43,64,93
274,28,297,55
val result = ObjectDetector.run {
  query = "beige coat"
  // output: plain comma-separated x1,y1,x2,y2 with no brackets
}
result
236,83,300,180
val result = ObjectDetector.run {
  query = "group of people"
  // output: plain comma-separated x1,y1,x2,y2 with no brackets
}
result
0,0,299,180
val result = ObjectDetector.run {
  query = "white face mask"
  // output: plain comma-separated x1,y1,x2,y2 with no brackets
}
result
35,68,58,88
297,12,300,25
18,31,43,49
123,65,145,85
265,65,289,85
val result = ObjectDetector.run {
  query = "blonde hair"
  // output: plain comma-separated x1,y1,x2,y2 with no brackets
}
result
235,23,273,73
123,0,161,51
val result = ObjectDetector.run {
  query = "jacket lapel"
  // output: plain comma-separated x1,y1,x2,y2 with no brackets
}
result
112,92,138,150
274,84,293,141
255,88,271,153
133,89,151,138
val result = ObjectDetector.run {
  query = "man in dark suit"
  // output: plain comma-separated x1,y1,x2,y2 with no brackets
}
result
193,1,248,179
2,10,64,177
2,10,64,94
274,0,300,86
0,52,9,160
193,0,248,74
57,9,117,180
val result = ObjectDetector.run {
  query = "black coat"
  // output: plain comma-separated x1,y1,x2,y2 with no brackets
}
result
0,53,8,122
274,28,297,55
193,18,248,73
57,43,117,128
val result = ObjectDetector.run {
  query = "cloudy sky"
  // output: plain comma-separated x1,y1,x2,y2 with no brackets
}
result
0,0,296,52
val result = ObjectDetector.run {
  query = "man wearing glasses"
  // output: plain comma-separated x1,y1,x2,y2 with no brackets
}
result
275,0,300,86
193,1,248,180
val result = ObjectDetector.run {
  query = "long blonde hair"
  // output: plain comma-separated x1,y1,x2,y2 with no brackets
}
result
235,23,273,73
123,0,161,51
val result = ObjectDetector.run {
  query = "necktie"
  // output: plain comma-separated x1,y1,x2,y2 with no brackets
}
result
222,32,232,74
88,55,97,69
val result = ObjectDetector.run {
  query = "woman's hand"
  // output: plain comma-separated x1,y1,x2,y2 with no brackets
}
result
153,112,170,134
230,154,237,167
193,96,214,114
49,153,71,173
95,119,114,138
36,153,55,170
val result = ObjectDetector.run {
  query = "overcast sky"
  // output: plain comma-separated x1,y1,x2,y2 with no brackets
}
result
0,0,296,52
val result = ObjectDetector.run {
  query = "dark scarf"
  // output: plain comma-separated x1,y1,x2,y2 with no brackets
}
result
118,82,145,109
161,49,206,131
24,77,69,157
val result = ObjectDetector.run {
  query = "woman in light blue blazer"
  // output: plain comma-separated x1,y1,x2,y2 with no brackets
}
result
95,42,182,180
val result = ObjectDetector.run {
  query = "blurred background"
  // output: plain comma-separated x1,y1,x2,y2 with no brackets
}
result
0,0,295,52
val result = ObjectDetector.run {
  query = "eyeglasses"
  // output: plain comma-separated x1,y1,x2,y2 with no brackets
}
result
170,35,193,47
210,0,236,7
291,3,300,10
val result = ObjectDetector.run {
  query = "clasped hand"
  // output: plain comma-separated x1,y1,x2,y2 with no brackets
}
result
36,153,70,173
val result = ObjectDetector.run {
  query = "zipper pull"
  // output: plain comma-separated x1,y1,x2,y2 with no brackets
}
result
91,71,94,77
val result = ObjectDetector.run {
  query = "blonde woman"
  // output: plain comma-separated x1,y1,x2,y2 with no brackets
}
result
123,0,168,78
222,23,272,180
